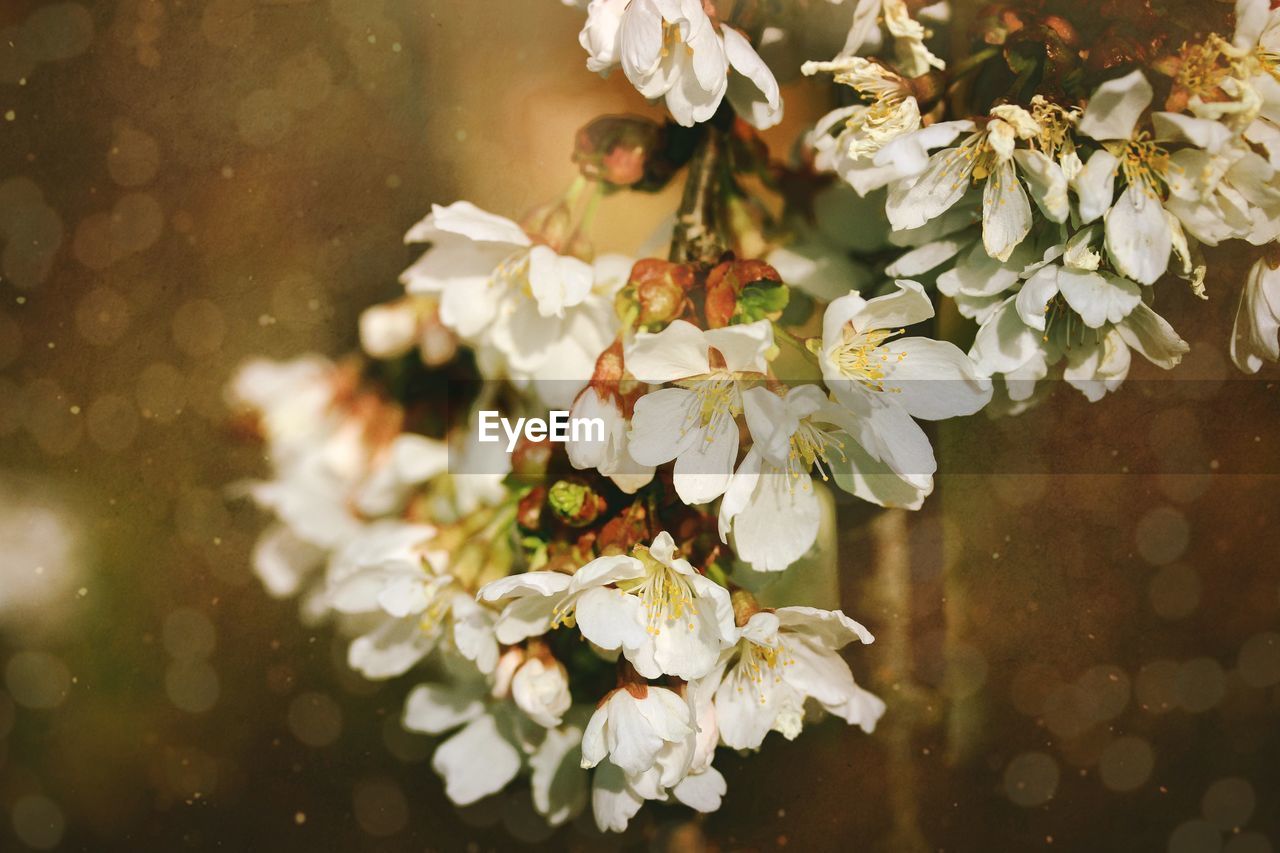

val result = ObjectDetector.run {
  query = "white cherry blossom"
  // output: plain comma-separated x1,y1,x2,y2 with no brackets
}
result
564,348,656,494
715,607,885,750
626,319,774,505
402,660,533,806
479,532,736,681
1232,257,1280,372
820,280,992,482
581,683,696,783
719,383,931,573
1071,71,1239,285
886,105,1069,261
401,201,622,404
326,521,499,679
578,0,782,128
803,57,922,194
835,0,946,77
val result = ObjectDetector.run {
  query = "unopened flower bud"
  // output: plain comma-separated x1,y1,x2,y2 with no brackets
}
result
597,503,648,553
624,258,695,328
1042,15,1078,47
512,654,572,728
511,434,553,484
418,304,458,367
547,479,606,527
731,589,761,627
359,299,420,360
704,259,783,329
573,115,664,188
517,485,546,531
491,647,525,700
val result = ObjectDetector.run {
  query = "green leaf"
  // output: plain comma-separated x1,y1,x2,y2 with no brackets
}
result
732,281,790,325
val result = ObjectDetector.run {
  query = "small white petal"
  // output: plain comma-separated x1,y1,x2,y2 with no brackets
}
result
1105,187,1172,285
1078,70,1153,141
1057,268,1142,328
431,713,522,805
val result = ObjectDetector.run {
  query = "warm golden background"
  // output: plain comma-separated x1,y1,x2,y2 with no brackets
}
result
2,1,1280,850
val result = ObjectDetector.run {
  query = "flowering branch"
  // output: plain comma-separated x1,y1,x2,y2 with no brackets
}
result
669,127,727,265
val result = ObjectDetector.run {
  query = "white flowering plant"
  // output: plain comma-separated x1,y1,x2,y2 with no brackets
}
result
227,0,1280,836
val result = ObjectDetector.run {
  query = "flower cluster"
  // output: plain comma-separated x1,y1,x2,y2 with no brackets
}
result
805,0,1280,405
230,0,1280,836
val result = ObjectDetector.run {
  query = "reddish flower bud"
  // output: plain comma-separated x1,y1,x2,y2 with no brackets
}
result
573,115,664,188
598,502,649,553
704,259,782,329
511,434,552,483
517,486,546,531
626,258,695,327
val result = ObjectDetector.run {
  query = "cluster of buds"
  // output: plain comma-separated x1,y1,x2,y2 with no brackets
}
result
616,256,789,331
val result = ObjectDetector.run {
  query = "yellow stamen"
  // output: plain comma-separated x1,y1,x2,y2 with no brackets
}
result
831,326,906,392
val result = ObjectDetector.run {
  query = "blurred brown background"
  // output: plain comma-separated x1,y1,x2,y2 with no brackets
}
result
2,1,1280,850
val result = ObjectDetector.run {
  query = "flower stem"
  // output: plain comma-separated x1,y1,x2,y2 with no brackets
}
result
669,128,726,265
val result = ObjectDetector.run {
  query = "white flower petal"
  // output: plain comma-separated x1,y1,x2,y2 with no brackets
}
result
886,236,969,277
671,420,739,504
1151,111,1234,154
1074,149,1119,225
783,635,883,732
937,239,1028,298
403,681,485,735
496,595,561,645
625,320,711,382
1078,70,1153,142
590,761,646,833
718,445,762,543
1117,302,1190,369
860,401,937,478
422,200,530,246
741,387,796,466
572,554,647,592
348,618,435,680
1105,187,1172,285
830,437,932,509
886,146,974,231
727,462,822,572
1013,149,1070,223
722,26,783,130
672,767,727,812
619,0,665,86
970,295,1042,375
847,279,935,333
627,387,701,469
530,724,588,826
1234,0,1270,50
703,320,775,373
526,246,594,317
1015,265,1060,331
1057,268,1142,328
715,665,784,750
982,159,1033,261
1231,258,1280,372
479,571,572,603
252,524,324,599
575,587,650,661
881,337,993,420
431,713,522,805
